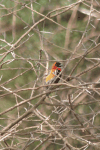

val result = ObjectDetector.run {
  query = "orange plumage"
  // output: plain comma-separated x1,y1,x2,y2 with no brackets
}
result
46,62,62,85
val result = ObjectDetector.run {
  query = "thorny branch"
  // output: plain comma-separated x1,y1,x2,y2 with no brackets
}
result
0,0,100,149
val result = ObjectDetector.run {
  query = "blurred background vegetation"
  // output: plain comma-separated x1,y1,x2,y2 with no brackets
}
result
0,0,100,149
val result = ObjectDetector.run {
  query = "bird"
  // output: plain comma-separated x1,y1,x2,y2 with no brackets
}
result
45,62,62,86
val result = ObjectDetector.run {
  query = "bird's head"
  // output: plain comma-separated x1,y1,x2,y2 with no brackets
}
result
52,62,62,68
